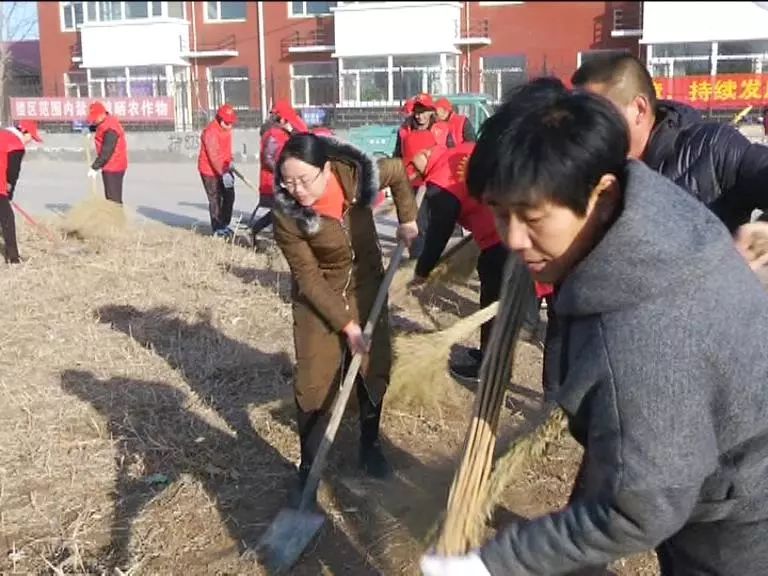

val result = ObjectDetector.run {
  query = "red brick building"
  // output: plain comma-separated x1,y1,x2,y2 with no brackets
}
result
38,2,641,128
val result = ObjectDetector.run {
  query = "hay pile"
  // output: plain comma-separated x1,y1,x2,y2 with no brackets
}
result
58,196,131,240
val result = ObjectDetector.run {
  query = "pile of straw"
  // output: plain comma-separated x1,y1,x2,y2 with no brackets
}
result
59,196,130,240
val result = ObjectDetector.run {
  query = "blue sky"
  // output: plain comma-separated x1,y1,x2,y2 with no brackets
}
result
4,1,39,41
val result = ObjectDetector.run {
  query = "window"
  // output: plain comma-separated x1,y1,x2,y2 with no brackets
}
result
481,55,526,102
61,2,85,31
340,57,388,104
653,43,711,58
168,1,184,18
291,62,337,107
65,72,88,97
206,1,246,21
125,1,148,18
612,8,623,29
209,67,250,109
290,1,336,17
338,54,455,106
129,66,168,96
672,59,711,76
392,55,441,102
717,40,768,56
99,1,123,21
89,67,128,97
63,1,183,27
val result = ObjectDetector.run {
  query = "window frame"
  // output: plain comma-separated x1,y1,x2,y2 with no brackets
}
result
288,1,336,19
208,66,251,110
203,1,247,22
60,1,186,29
290,62,338,108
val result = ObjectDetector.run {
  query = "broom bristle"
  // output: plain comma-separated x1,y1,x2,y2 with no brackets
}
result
426,239,480,287
59,196,130,240
387,302,499,409
471,407,568,546
388,236,479,305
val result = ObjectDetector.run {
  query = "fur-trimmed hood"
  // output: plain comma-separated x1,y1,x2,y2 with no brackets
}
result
273,137,380,236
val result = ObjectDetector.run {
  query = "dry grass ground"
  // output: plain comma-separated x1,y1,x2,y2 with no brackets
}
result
0,205,657,575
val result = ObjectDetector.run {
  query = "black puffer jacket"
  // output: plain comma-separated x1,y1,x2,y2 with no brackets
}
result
644,100,768,231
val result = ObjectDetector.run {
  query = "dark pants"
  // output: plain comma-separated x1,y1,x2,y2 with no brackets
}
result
409,184,434,260
296,376,382,478
250,194,274,235
477,242,509,353
102,170,125,204
201,174,235,232
0,196,19,263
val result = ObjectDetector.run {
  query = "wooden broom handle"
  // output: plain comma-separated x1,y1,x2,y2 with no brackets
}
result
300,185,427,510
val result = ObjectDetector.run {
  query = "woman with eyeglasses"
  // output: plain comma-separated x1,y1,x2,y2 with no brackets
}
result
272,132,419,506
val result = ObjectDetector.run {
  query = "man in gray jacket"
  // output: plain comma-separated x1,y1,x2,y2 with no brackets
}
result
420,84,768,574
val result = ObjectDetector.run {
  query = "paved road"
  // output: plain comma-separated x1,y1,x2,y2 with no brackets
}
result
17,159,403,246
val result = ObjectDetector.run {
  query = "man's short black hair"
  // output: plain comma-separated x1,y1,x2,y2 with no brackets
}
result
571,53,657,111
467,81,629,215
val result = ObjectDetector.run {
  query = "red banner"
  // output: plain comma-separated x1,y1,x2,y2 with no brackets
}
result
9,97,175,122
653,74,768,110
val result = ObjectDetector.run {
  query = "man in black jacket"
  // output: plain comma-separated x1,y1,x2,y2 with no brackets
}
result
572,53,768,235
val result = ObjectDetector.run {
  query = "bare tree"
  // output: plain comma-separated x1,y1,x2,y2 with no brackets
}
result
0,2,38,122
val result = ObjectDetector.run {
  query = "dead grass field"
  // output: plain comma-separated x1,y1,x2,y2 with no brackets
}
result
0,208,657,575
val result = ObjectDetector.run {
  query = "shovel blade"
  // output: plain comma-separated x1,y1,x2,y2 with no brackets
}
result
256,508,326,574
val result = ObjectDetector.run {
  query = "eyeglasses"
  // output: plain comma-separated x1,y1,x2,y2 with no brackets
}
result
281,169,322,192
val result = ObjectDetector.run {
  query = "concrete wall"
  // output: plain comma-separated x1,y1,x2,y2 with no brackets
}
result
24,128,351,163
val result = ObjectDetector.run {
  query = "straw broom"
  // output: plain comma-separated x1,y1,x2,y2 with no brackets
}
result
472,406,568,546
387,301,499,409
434,255,537,555
389,234,480,304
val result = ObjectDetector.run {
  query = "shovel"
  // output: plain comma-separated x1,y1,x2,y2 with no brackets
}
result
255,185,427,574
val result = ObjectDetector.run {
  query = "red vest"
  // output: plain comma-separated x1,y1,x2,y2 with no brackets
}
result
0,129,24,197
399,121,451,186
447,113,468,145
95,114,127,172
198,120,233,177
424,142,500,251
259,125,291,196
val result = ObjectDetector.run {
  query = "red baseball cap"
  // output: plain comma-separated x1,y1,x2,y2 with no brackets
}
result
402,98,415,115
216,103,238,124
16,119,42,142
86,101,107,124
270,100,308,132
435,97,453,112
413,93,436,110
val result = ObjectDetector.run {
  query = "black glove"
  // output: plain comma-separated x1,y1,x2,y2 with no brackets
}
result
7,182,14,201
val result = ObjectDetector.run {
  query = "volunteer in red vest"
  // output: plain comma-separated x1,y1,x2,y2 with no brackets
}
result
86,102,128,204
0,120,42,264
198,103,238,238
253,101,309,236
410,140,551,382
435,97,476,145
393,93,454,259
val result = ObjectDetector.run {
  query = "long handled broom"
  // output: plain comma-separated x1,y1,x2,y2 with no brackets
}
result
255,185,427,574
434,254,539,554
